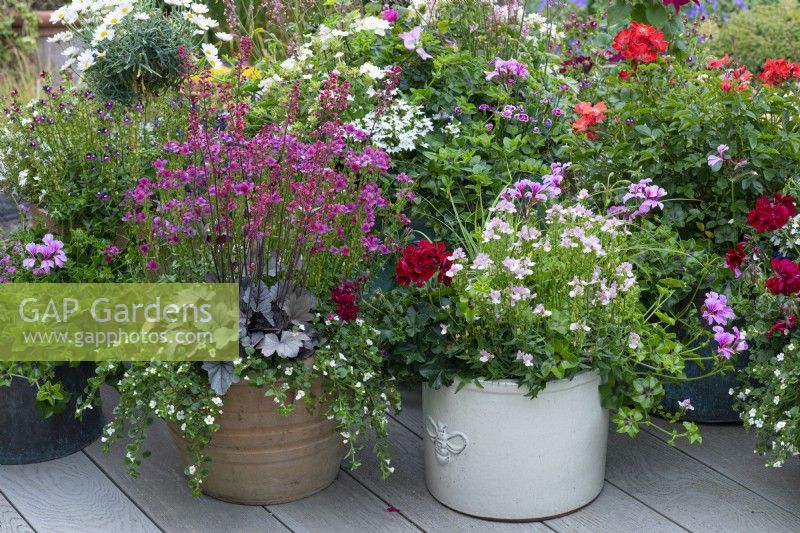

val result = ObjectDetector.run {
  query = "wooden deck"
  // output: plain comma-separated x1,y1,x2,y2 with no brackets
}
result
1,387,799,533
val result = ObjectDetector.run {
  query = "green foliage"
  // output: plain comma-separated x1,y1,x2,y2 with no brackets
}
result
709,0,800,73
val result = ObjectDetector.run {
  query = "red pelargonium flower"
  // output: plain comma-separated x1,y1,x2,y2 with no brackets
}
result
331,279,364,321
707,54,730,69
612,22,668,64
572,101,607,133
618,69,630,80
725,243,747,278
757,58,800,86
768,315,797,337
746,193,797,233
396,240,452,287
766,258,800,296
721,65,752,92
663,0,699,13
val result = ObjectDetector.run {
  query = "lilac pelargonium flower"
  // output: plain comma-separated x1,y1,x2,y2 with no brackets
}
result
22,234,67,275
702,291,736,326
707,144,729,171
485,58,529,83
712,325,748,360
622,178,667,218
398,26,432,60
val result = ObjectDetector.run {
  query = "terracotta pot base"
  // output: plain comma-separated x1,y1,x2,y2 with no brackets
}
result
168,379,345,505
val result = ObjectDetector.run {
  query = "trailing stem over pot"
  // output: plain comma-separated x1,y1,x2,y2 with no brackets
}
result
80,41,413,494
380,165,745,443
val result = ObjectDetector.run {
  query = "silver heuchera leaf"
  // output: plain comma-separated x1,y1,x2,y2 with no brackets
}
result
258,331,311,359
241,281,274,323
282,289,317,326
202,362,240,395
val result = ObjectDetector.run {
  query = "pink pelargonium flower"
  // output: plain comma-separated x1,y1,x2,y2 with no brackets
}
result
702,291,736,326
712,325,747,359
22,234,67,275
485,58,529,83
398,26,432,60
707,144,729,170
623,178,667,217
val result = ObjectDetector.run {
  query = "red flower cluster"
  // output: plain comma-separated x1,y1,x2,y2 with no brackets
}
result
768,315,797,337
612,22,668,64
331,279,364,321
746,193,797,233
757,58,800,86
707,54,730,70
572,101,607,137
396,241,452,287
766,258,800,296
720,65,752,92
724,243,747,277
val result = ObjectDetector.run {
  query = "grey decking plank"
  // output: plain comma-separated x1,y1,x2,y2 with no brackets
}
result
607,429,800,532
0,452,160,533
396,387,686,533
85,387,289,533
544,483,687,533
268,470,419,533
349,415,552,532
647,421,800,518
0,491,34,533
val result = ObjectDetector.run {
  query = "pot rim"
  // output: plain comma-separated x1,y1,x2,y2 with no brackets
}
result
426,369,600,396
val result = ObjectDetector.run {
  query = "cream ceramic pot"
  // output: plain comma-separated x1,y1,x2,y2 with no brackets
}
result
422,370,608,520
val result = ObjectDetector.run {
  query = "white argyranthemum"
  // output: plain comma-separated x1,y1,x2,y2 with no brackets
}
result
215,31,233,42
76,49,96,72
351,16,391,36
359,62,385,80
47,31,74,44
201,43,219,61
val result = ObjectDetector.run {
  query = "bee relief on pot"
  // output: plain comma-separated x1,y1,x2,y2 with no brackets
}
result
426,417,468,465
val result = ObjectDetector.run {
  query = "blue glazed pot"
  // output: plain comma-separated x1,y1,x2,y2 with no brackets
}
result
0,363,104,464
661,347,749,423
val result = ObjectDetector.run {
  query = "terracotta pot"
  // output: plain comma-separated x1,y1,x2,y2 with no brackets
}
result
167,378,345,505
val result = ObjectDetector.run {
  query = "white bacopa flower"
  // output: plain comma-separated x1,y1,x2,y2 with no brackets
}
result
149,400,157,409
295,390,305,401
775,421,787,431
204,415,215,425
188,465,196,475
351,99,433,153
211,397,223,406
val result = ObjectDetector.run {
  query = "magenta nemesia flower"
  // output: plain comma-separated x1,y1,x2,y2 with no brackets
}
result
146,259,160,271
702,291,736,326
712,325,747,359
382,8,398,22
